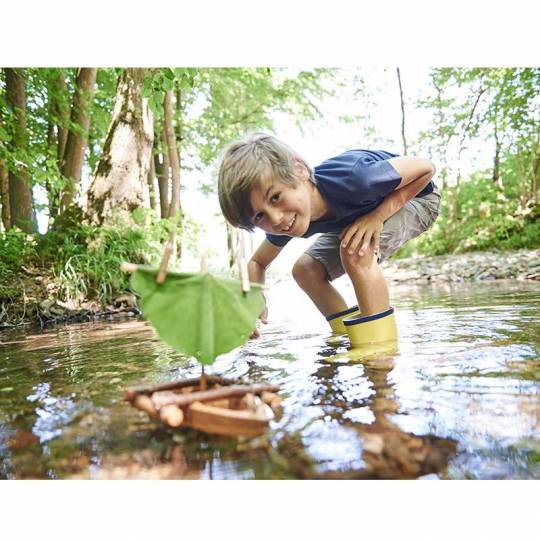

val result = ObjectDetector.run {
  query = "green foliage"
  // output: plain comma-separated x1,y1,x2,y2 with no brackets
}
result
0,228,38,283
396,171,540,258
39,209,175,304
141,68,198,116
183,68,334,169
130,268,265,365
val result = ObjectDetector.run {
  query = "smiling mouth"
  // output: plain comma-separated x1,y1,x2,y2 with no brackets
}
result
281,215,296,233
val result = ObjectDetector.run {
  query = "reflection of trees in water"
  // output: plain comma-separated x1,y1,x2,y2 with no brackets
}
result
2,323,458,479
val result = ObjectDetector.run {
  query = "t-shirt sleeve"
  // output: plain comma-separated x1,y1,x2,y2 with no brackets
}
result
315,150,403,210
349,154,402,200
266,233,292,247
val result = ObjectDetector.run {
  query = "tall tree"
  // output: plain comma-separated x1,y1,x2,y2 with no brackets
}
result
85,68,153,225
0,98,11,230
0,156,9,230
146,155,158,213
163,90,181,218
58,68,97,215
153,125,170,219
3,68,35,232
396,67,408,155
48,69,70,169
44,68,70,219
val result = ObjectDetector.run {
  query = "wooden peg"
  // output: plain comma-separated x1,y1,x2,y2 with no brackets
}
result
239,258,251,293
238,232,251,292
159,404,184,427
133,394,158,418
200,253,207,273
120,262,139,273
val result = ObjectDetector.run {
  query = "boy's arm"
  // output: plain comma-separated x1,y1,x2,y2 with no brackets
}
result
374,157,436,221
340,157,436,256
248,239,283,337
248,238,283,285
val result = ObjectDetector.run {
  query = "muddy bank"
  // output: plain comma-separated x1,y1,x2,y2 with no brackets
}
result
0,264,139,329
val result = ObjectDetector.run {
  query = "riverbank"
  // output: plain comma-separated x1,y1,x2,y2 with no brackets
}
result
383,248,540,284
1,248,539,329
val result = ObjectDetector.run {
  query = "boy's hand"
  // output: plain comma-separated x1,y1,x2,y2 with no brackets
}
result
249,301,268,339
339,212,384,257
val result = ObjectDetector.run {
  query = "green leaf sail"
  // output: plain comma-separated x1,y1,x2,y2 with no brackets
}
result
130,267,265,365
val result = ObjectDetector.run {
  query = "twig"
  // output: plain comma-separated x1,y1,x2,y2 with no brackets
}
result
156,229,177,284
238,231,251,293
124,375,245,400
151,384,281,409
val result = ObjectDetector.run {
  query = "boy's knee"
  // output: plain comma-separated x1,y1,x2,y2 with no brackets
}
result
292,255,328,287
340,245,377,276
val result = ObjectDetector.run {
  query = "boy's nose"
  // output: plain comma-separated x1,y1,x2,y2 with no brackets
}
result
269,209,284,228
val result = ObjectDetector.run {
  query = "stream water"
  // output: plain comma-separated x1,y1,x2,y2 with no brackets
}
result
1,279,539,479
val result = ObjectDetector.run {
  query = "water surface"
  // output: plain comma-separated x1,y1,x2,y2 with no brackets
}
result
1,279,539,479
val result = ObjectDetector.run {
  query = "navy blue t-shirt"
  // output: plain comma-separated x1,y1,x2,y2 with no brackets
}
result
266,149,434,247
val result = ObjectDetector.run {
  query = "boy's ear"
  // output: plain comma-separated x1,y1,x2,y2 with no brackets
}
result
294,158,308,181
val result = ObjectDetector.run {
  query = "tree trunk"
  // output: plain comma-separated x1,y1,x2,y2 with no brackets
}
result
56,70,69,167
46,69,70,220
0,157,10,230
4,68,35,232
58,68,97,215
530,134,540,203
0,98,11,230
163,90,181,218
84,68,154,226
492,126,502,190
155,126,170,219
396,67,408,155
147,152,158,213
154,154,169,219
433,79,449,190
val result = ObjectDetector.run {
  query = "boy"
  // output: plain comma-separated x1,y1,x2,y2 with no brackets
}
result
217,133,440,345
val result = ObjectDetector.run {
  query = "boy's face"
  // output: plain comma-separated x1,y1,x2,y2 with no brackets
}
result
249,164,312,236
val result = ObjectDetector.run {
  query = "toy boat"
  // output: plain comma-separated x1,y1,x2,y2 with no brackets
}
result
125,375,282,437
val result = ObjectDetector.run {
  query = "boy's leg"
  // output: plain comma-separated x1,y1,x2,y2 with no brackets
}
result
344,191,441,314
292,252,348,316
293,191,441,324
293,232,389,317
340,247,389,316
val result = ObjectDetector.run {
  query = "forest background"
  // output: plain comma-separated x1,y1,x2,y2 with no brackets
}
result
0,66,539,324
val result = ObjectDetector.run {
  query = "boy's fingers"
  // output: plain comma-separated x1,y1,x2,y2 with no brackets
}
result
358,231,373,256
359,240,370,256
340,228,353,248
372,232,381,253
347,230,364,254
339,224,353,241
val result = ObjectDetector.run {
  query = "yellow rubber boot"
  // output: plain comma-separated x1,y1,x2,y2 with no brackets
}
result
343,307,398,347
326,305,360,334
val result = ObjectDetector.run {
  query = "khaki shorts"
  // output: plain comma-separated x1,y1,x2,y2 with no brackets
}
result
305,190,441,281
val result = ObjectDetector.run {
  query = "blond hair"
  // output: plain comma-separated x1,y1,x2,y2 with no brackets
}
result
217,132,314,231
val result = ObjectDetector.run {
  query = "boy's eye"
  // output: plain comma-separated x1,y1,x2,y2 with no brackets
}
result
254,213,263,223
270,193,280,203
